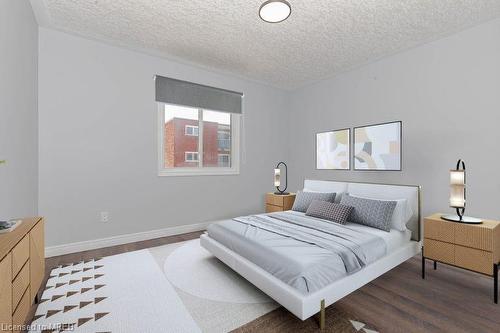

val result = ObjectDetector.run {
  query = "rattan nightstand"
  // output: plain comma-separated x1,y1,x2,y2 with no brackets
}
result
422,213,500,303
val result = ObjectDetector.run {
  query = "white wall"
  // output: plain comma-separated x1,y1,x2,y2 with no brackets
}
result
0,0,38,219
38,28,289,247
288,18,500,219
38,17,500,247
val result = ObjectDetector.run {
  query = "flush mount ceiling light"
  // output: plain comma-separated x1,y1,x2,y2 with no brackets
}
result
259,0,291,23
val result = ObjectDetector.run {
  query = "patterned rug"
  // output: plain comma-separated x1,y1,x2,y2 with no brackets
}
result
30,259,111,333
30,239,379,332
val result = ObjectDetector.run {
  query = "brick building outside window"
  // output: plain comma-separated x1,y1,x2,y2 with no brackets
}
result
164,117,231,168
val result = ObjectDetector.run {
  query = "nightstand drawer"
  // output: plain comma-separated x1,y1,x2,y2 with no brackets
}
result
424,239,454,264
266,204,283,213
455,245,493,275
424,218,454,243
454,223,492,251
266,193,284,206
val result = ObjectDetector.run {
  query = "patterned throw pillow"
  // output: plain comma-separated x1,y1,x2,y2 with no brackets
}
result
305,200,353,225
292,191,336,212
340,194,397,232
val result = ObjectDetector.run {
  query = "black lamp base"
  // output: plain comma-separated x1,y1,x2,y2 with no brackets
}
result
441,214,483,224
274,192,290,195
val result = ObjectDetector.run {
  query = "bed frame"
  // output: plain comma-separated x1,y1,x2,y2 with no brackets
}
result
200,180,422,329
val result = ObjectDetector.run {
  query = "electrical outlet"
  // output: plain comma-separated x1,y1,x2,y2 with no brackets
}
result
100,211,109,223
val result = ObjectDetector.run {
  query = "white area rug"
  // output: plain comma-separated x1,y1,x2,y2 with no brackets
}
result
164,239,270,303
30,239,278,333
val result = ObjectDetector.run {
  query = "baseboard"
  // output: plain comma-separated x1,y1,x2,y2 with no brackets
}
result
45,221,210,258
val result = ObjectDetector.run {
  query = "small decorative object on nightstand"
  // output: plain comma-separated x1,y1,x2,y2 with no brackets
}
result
441,159,482,224
274,161,289,195
422,213,500,303
265,193,295,213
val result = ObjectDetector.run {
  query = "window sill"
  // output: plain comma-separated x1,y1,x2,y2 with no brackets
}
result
158,168,240,177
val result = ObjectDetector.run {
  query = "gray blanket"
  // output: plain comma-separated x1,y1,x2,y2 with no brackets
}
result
207,211,387,293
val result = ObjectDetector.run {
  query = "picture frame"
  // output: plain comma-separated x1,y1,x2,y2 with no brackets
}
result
315,128,351,170
353,121,402,171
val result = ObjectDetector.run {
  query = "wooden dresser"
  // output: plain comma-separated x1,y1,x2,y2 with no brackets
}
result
265,193,296,213
0,217,45,333
422,213,500,303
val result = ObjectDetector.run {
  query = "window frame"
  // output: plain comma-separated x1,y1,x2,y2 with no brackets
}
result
185,125,199,136
217,130,231,151
158,103,240,176
185,151,199,162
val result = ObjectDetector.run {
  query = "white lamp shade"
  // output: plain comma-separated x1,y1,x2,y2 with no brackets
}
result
274,168,281,186
450,170,465,185
450,185,465,208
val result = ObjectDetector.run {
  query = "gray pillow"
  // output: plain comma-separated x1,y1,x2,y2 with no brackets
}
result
305,200,353,225
292,191,336,212
340,193,396,232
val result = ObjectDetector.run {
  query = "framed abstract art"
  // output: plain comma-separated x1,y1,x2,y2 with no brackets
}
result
354,121,402,171
316,128,350,170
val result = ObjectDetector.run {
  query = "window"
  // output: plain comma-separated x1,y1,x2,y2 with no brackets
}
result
185,125,199,136
155,75,242,176
218,154,230,167
185,152,199,162
159,104,240,176
217,131,231,150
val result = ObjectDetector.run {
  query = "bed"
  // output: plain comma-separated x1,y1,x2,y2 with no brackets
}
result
200,180,421,328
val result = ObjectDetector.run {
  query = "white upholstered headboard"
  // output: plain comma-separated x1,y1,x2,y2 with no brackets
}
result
304,179,422,241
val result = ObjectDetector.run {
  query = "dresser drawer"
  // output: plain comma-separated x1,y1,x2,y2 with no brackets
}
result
266,193,284,206
11,235,29,278
12,287,30,333
454,223,492,251
0,254,12,333
266,204,283,213
455,245,493,275
424,218,454,242
424,239,454,264
12,261,30,310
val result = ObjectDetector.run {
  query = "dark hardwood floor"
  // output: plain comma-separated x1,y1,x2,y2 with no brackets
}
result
31,232,500,333
43,231,203,270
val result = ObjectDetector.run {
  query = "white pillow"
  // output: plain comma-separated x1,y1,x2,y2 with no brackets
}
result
348,194,413,231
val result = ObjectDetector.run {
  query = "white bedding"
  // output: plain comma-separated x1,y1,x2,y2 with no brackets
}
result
288,210,412,252
343,221,411,252
207,210,412,294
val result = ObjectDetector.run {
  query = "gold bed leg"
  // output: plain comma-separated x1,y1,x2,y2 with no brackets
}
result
319,299,325,330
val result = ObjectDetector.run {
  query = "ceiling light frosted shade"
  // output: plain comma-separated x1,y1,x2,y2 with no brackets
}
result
274,168,281,186
259,0,291,23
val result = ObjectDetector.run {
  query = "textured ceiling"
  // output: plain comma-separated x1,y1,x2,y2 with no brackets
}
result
33,0,500,89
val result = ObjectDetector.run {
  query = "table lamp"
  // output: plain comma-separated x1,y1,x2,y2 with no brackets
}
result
274,162,289,195
441,159,482,224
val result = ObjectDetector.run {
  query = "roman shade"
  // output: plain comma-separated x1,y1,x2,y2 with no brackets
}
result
155,75,243,114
